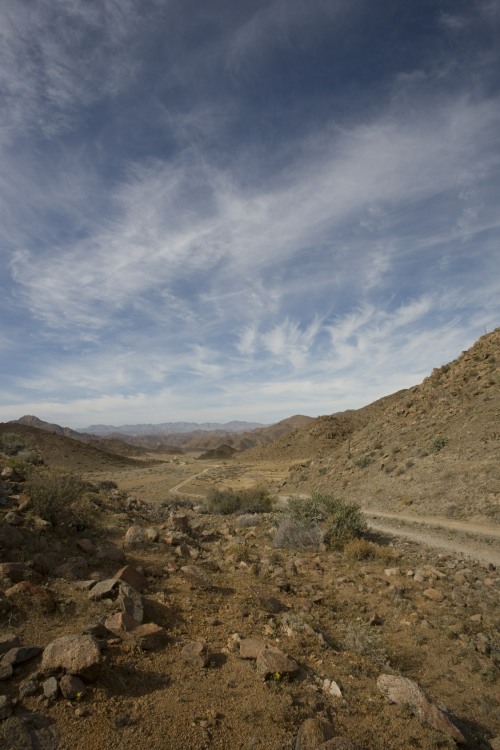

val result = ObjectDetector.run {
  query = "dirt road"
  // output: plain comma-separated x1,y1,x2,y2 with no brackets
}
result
364,509,500,566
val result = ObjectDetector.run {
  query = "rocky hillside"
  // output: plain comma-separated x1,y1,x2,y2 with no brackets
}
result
248,329,499,522
0,423,160,473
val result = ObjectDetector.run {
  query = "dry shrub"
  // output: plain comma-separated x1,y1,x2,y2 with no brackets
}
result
273,518,323,549
340,621,388,665
343,538,396,562
25,466,91,525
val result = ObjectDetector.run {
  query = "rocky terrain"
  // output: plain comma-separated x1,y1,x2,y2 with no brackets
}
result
0,330,498,749
0,457,499,750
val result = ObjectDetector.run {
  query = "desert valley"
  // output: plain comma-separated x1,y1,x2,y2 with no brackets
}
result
0,329,498,750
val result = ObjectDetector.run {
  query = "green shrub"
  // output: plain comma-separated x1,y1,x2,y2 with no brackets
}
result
206,486,273,515
4,458,33,480
25,467,89,524
354,456,373,469
275,493,367,549
0,432,26,456
430,436,449,453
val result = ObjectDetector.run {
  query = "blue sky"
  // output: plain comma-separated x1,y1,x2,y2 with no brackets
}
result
1,0,499,428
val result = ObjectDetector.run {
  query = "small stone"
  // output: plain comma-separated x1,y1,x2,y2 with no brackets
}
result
124,525,148,547
182,641,209,667
250,587,286,613
113,565,149,591
377,674,464,744
18,678,38,697
239,638,268,659
75,706,91,718
255,646,299,679
42,676,58,700
88,578,120,601
0,695,13,720
295,717,335,750
1,646,43,667
104,612,141,634
181,565,212,589
0,664,13,681
59,674,86,700
128,623,167,651
0,634,21,655
423,588,445,602
384,567,400,577
117,582,143,623
0,562,32,583
322,678,342,698
5,581,56,614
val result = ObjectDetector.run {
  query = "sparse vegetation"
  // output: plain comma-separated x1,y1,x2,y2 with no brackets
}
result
354,456,373,469
0,431,26,456
339,621,388,665
25,466,90,524
343,538,395,562
272,518,323,549
430,436,449,453
206,486,273,515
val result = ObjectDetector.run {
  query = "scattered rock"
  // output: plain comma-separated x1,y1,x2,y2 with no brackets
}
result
0,714,59,749
88,578,120,601
117,582,143,623
59,674,86,700
0,634,21,655
239,638,268,659
124,525,146,547
0,665,13,681
1,646,43,667
255,646,299,679
41,634,102,682
250,588,287,614
5,582,56,614
294,717,335,750
127,623,167,650
42,676,58,700
0,695,13,720
113,565,149,591
181,565,213,589
377,674,465,744
181,641,209,667
423,588,445,602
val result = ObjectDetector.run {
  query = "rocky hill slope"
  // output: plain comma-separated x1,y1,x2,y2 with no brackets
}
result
247,329,499,523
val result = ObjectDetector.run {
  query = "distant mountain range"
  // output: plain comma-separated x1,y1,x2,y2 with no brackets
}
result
78,420,267,436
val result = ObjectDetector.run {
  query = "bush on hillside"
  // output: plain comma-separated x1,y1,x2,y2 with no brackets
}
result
273,492,367,549
25,466,91,525
0,432,26,456
206,486,273,515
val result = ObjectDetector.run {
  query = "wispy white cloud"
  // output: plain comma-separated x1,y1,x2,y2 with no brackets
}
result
1,1,499,426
